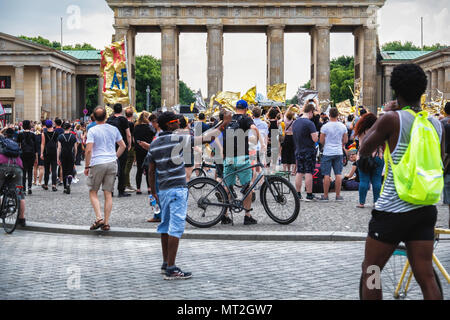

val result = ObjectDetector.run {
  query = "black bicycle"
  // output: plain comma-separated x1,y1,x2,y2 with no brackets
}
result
187,162,300,228
0,172,22,234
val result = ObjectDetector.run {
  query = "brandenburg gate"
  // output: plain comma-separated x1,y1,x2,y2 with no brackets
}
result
106,0,386,112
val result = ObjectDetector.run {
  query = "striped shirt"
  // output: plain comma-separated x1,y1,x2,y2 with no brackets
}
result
147,132,193,191
375,110,442,213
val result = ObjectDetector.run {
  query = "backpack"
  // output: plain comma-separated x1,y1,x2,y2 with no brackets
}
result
226,114,244,131
383,109,443,205
0,136,21,158
61,134,75,157
44,131,58,156
21,132,35,155
312,162,324,194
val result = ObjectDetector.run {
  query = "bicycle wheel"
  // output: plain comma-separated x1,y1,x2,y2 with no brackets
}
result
191,168,206,189
260,176,300,225
380,245,443,300
2,191,20,234
187,177,228,228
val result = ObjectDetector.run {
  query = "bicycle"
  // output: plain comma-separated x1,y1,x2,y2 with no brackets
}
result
0,172,23,234
187,162,300,228
360,228,450,300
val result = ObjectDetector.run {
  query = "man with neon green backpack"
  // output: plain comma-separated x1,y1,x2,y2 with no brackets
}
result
359,64,445,300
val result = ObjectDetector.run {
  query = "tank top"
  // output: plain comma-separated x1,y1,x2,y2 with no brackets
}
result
375,110,442,213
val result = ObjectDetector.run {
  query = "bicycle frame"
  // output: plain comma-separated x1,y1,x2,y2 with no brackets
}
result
394,228,450,298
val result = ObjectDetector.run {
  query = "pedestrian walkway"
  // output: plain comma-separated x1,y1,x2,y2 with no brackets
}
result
0,231,449,300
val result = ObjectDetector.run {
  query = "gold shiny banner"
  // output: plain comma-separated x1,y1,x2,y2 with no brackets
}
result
267,83,287,102
336,99,353,116
241,86,257,105
215,91,241,112
101,40,129,105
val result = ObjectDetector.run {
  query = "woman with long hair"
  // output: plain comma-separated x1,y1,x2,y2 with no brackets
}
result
279,106,297,175
354,112,384,208
33,124,44,186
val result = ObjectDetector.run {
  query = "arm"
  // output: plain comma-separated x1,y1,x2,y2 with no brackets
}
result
84,143,93,176
342,130,349,146
360,112,397,157
41,133,45,160
311,132,319,143
250,124,261,145
74,142,78,159
319,132,325,146
117,139,127,159
126,128,131,151
57,141,61,166
148,161,157,201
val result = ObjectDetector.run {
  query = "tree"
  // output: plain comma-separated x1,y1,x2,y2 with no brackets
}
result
19,36,97,51
382,41,447,51
330,56,354,105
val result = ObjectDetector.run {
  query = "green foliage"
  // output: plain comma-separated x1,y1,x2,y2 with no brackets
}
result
330,56,354,105
179,81,195,106
382,41,447,51
85,78,98,114
19,36,97,51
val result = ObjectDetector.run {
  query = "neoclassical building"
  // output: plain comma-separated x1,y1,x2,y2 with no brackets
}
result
0,32,102,123
379,47,450,104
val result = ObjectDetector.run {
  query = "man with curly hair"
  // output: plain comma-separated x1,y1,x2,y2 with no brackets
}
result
359,63,445,300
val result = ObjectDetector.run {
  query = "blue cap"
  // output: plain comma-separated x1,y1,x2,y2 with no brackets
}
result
236,100,248,109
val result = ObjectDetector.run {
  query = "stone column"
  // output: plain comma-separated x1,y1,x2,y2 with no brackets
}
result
310,28,318,90
71,75,77,120
316,26,331,107
56,70,62,119
426,70,432,100
267,25,285,86
115,26,136,107
41,66,52,115
67,74,72,120
207,25,224,100
14,66,25,123
98,75,104,106
431,69,438,93
362,26,378,114
62,72,67,120
384,69,392,103
438,68,445,92
51,68,57,118
446,67,450,99
353,27,364,94
161,25,179,109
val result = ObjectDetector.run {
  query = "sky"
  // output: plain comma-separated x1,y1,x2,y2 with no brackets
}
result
0,0,449,99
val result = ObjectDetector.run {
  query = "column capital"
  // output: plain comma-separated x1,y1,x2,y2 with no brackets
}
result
14,65,24,69
160,24,178,31
315,25,331,31
207,24,223,31
267,24,285,31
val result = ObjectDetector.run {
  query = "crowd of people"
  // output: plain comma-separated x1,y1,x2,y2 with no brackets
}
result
0,63,449,290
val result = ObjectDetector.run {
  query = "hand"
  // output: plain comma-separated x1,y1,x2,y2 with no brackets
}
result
40,154,44,161
384,100,400,112
128,145,131,151
84,168,90,176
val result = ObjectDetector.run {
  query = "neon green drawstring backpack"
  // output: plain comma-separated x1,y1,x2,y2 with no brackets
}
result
383,109,444,205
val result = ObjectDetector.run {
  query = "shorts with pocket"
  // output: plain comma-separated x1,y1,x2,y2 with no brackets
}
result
223,156,252,187
86,161,118,192
320,155,344,176
157,187,188,239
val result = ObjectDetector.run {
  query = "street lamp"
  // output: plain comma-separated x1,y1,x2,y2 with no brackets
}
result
146,85,151,112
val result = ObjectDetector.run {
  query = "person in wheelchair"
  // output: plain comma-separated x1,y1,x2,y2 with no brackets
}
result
0,128,26,227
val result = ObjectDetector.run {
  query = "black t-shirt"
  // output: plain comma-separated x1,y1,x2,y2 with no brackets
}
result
17,131,36,155
58,133,77,158
107,115,129,146
222,114,254,158
134,124,155,154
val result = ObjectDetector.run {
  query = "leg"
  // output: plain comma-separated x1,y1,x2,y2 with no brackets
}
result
405,241,442,300
323,175,331,198
44,157,50,186
161,233,169,264
124,147,135,188
19,199,25,219
38,166,44,185
103,191,113,226
358,170,370,206
295,173,304,193
335,175,342,198
89,190,102,222
360,236,398,300
117,149,128,194
304,173,313,194
51,157,58,187
371,159,384,204
167,236,180,267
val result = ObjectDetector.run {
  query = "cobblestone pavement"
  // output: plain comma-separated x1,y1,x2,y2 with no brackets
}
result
0,231,448,300
25,163,449,232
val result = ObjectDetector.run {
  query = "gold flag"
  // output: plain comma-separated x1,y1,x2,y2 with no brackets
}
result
241,86,257,105
267,83,287,102
336,99,353,116
215,91,241,112
101,40,129,105
105,106,114,118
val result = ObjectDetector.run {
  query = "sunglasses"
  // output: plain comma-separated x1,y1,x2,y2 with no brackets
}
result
167,119,180,124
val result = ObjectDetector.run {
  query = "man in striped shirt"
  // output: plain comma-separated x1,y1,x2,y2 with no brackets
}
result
147,111,231,280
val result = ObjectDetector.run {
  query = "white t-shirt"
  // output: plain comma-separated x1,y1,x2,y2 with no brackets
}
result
86,124,123,166
252,118,269,151
320,121,347,156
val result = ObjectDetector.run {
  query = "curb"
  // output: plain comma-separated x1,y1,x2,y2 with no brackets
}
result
20,221,450,242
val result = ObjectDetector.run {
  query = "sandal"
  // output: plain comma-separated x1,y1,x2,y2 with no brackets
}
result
356,204,365,209
90,219,104,230
101,224,111,231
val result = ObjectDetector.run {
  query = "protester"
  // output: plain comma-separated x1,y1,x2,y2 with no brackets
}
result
354,113,384,208
147,111,231,280
33,124,44,186
133,111,155,195
318,107,348,202
57,122,78,195
124,107,136,193
41,120,60,192
280,106,296,175
342,149,360,191
85,106,127,232
107,103,132,197
17,120,37,195
293,102,319,201
360,63,444,300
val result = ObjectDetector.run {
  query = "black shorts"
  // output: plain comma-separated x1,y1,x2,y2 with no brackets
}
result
296,149,316,174
368,206,437,245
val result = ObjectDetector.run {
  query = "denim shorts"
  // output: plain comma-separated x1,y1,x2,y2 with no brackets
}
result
157,187,188,239
321,155,343,176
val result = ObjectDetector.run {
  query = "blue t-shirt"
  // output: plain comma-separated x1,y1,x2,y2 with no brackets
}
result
292,118,317,155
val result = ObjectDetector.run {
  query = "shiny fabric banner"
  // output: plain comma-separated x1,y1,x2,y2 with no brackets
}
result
267,83,287,103
241,86,257,105
101,40,129,105
336,99,353,116
215,91,241,112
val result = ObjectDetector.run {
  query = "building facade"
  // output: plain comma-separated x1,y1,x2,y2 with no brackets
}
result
0,32,102,123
